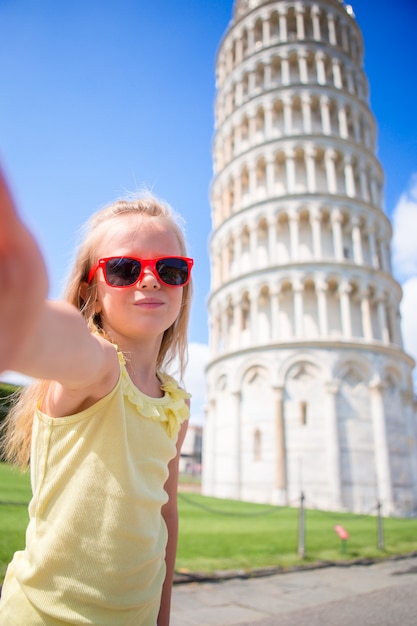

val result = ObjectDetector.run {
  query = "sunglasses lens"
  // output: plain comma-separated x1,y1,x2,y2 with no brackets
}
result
105,258,141,286
156,258,189,285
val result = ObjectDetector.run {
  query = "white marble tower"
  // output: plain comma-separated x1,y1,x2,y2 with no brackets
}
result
203,0,417,515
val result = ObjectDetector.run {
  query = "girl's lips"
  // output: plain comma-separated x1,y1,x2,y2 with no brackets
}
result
134,298,164,308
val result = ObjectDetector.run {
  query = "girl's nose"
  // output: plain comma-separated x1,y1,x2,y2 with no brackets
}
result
139,267,160,289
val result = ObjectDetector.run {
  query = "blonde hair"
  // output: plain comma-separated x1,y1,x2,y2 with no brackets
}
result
1,194,193,468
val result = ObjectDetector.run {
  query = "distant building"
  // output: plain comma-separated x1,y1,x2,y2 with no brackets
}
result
203,0,417,516
180,424,203,476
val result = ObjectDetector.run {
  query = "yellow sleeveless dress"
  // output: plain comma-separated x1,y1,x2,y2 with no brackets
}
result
0,353,190,625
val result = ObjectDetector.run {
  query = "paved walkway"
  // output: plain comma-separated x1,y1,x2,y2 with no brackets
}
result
171,555,417,625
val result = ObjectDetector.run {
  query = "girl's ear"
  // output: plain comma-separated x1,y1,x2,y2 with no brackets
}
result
79,282,102,314
79,281,89,305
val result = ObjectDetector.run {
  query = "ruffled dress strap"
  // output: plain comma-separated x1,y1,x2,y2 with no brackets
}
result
117,351,190,439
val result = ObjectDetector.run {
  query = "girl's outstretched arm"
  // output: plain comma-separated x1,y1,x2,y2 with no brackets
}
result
0,169,118,401
0,169,48,373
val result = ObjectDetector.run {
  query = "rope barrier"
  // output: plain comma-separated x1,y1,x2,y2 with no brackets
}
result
178,491,285,517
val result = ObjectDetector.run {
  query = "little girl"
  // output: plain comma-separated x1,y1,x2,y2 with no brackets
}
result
0,169,193,626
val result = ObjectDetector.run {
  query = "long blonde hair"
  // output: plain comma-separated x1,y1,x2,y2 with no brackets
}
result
1,194,193,468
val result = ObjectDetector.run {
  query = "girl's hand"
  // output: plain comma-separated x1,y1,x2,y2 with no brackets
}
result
0,169,48,373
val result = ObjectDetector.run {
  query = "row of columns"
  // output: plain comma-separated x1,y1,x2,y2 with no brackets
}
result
215,93,374,171
210,277,401,354
213,147,383,225
212,209,391,287
224,3,359,84
218,50,366,125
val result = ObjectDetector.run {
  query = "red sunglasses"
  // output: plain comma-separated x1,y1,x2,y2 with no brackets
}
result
87,256,194,288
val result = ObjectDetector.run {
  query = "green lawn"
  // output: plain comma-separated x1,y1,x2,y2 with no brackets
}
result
175,491,417,573
1,462,417,582
0,463,31,580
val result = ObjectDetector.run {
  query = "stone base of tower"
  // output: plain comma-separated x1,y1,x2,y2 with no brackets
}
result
202,344,417,517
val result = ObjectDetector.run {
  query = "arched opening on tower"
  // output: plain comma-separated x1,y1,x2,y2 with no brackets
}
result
283,360,326,507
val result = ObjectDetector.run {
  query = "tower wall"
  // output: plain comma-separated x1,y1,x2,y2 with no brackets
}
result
203,0,417,516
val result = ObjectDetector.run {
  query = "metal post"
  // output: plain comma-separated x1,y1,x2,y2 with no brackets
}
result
298,491,306,558
377,500,385,550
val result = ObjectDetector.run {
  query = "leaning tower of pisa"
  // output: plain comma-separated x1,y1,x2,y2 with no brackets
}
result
203,0,417,515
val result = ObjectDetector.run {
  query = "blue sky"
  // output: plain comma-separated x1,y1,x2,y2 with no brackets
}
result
1,0,417,420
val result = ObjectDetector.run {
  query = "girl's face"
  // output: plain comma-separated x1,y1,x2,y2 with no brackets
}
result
92,214,185,347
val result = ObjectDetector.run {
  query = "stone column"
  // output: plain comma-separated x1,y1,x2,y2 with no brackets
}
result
332,57,342,88
301,93,312,133
296,5,305,39
325,148,337,194
264,102,273,137
293,279,304,337
232,389,243,500
338,105,348,138
370,173,379,206
247,23,255,52
220,304,228,352
351,216,364,264
267,214,276,263
234,300,243,349
343,68,353,95
352,112,361,142
266,155,275,195
320,95,331,134
316,277,329,336
339,282,352,339
331,209,344,260
344,154,356,197
367,227,379,269
369,378,394,514
305,146,316,193
298,50,308,83
393,304,404,348
281,54,290,85
377,295,390,344
360,287,373,340
289,210,300,260
221,238,229,281
262,15,270,45
311,5,321,40
285,149,296,193
278,7,288,42
379,238,390,273
234,169,242,207
270,287,280,340
233,227,242,263
248,115,257,142
341,23,349,52
328,14,337,46
235,36,243,64
248,158,257,195
283,95,293,134
325,381,343,509
250,287,258,343
310,207,322,258
359,165,370,202
273,385,287,505
249,220,257,263
316,51,326,85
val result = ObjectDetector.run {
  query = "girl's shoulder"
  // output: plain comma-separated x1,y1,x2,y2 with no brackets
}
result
117,352,191,438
